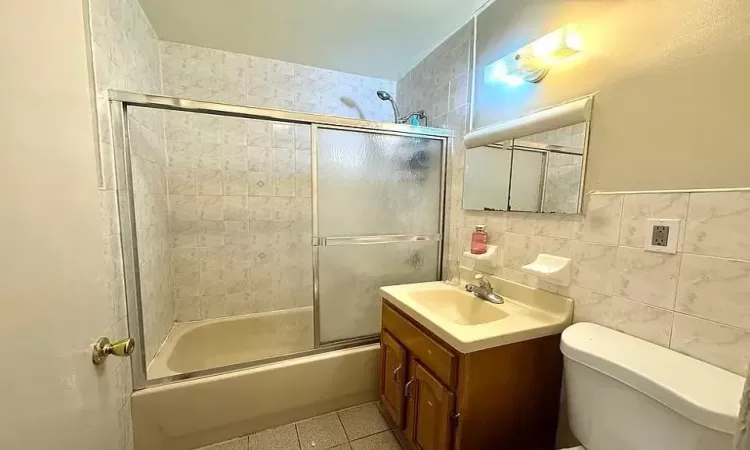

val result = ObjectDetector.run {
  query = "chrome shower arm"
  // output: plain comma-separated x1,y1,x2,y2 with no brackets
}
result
398,110,427,124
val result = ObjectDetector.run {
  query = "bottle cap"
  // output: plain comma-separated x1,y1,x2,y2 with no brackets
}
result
475,225,486,232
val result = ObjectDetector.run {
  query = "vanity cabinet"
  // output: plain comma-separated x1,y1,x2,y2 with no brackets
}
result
381,331,407,428
379,300,563,450
405,359,455,450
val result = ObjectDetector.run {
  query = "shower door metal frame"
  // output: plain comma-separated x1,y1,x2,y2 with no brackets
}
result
311,124,448,346
107,91,450,390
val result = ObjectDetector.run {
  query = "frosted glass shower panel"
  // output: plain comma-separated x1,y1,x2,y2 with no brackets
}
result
318,241,439,343
316,129,443,236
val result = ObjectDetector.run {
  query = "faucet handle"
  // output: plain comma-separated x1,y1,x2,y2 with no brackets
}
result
474,274,492,288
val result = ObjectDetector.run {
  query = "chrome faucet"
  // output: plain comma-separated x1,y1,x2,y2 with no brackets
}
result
465,274,504,304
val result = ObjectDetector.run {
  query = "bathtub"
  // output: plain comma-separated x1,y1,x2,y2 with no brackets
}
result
133,343,380,450
132,305,380,450
148,307,314,379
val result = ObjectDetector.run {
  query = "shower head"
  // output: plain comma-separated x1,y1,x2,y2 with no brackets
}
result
377,91,393,101
376,90,400,123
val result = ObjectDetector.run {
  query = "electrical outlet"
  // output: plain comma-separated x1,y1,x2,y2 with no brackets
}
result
651,225,670,247
644,219,681,254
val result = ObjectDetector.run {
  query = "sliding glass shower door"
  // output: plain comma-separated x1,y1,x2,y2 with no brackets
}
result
315,127,444,344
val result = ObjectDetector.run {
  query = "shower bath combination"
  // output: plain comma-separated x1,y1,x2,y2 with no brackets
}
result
377,90,427,125
110,91,449,389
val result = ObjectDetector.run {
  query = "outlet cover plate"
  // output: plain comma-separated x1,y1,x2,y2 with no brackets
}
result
644,218,681,254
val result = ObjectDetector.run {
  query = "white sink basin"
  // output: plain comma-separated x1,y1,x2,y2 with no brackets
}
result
409,289,508,325
381,279,573,353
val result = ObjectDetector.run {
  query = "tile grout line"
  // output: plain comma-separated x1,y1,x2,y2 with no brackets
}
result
336,411,352,442
294,421,302,450
669,245,686,349
673,310,750,333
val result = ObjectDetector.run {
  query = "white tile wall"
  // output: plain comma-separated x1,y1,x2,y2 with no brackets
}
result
91,0,403,369
89,0,163,446
163,111,314,321
453,193,750,376
398,18,750,376
155,41,399,323
160,42,397,122
90,0,173,371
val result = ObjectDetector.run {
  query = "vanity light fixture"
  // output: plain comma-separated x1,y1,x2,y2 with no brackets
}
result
485,24,583,86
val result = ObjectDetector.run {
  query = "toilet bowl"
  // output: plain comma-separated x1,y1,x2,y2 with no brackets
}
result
560,323,743,450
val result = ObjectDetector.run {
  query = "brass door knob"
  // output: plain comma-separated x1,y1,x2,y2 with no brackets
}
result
92,337,135,365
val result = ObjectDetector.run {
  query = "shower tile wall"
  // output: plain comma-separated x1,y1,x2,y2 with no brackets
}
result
396,21,474,267
158,42,398,322
128,107,173,363
521,124,586,214
89,0,173,368
397,19,750,376
88,0,165,447
543,153,583,213
160,42,397,122
396,22,473,130
165,111,313,321
91,3,401,361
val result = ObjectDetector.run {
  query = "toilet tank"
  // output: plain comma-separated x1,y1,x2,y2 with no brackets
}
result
561,323,743,450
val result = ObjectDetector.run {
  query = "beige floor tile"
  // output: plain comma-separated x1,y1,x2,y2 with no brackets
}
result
338,402,390,440
350,431,402,450
195,436,248,450
248,423,300,450
328,444,352,450
296,412,348,449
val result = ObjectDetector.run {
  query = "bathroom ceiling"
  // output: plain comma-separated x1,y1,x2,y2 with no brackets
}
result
138,0,488,80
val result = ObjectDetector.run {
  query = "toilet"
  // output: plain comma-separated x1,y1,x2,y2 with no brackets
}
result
559,323,743,450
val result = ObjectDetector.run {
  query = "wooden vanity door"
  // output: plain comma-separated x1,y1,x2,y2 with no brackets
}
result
380,331,408,428
406,360,455,450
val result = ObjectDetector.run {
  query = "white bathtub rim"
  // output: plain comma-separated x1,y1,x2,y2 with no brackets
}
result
137,343,380,394
147,306,314,379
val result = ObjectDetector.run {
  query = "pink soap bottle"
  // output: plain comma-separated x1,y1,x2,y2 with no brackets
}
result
470,225,488,255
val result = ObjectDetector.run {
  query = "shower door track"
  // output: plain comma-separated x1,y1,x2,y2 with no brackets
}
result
108,91,450,389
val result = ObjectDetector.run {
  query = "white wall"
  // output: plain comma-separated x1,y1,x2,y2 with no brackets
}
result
473,0,750,191
0,1,132,448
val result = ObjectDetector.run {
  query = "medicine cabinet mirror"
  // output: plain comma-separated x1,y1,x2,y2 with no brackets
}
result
462,96,593,214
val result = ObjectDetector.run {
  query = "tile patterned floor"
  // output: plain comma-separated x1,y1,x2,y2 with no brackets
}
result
196,402,403,450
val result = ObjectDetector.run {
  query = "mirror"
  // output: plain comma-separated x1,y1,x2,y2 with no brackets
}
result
462,97,592,215
463,142,512,211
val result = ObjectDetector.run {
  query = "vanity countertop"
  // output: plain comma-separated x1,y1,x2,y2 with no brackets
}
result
380,278,573,353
